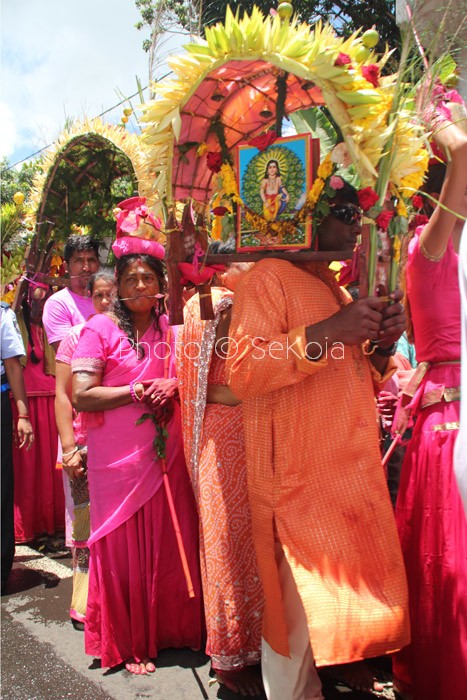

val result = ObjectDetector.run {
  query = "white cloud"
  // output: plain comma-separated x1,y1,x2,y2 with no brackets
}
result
0,0,187,164
0,102,18,158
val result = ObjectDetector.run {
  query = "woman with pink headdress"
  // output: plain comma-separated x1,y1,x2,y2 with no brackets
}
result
71,198,203,674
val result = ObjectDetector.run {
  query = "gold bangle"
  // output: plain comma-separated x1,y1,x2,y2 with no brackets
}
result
134,383,145,401
362,340,376,356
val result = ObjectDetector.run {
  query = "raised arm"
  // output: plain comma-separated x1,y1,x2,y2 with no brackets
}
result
420,122,467,258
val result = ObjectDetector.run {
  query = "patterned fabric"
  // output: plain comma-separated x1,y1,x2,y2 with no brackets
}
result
178,289,263,672
226,258,409,666
393,233,467,700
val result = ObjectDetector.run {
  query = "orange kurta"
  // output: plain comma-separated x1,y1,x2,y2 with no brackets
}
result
226,258,410,666
177,289,263,671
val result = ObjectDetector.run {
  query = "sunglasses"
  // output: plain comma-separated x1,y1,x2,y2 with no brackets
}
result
329,204,362,225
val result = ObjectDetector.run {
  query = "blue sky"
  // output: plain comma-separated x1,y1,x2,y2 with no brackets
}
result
1,0,188,166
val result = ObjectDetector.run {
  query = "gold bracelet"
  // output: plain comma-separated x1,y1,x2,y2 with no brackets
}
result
134,383,145,401
420,239,446,262
362,340,376,356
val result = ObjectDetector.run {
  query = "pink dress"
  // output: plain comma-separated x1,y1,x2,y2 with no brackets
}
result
72,314,203,669
12,324,64,543
393,231,467,699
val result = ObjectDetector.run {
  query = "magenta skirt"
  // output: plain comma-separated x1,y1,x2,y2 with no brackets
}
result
12,395,64,543
393,396,467,700
85,461,204,669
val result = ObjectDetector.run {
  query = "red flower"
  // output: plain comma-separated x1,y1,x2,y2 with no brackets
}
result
248,131,278,152
211,206,229,216
412,194,423,210
357,187,379,211
375,210,394,231
409,213,429,230
335,53,351,67
206,152,223,173
361,64,380,88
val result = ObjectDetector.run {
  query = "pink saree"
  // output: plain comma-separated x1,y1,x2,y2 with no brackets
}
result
72,313,203,669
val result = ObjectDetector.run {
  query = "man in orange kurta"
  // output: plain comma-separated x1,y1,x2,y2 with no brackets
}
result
226,192,410,699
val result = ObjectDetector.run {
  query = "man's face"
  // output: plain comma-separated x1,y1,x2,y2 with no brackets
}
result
66,249,100,294
317,202,362,253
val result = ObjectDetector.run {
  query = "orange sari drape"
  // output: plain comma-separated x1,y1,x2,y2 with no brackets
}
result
177,288,263,672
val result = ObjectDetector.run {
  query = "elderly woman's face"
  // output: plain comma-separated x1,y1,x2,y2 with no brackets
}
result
119,260,160,314
91,279,115,314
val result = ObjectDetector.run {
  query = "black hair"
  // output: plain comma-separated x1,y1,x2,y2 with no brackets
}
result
331,181,359,207
63,234,100,263
263,159,281,179
420,162,446,216
112,254,166,359
86,268,116,295
208,238,236,254
20,300,40,364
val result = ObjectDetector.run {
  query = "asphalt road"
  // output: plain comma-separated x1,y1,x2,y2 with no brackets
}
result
1,539,396,700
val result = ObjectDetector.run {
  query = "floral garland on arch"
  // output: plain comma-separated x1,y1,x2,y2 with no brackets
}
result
140,4,436,293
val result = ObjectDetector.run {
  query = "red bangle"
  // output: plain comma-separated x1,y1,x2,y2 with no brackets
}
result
18,414,30,419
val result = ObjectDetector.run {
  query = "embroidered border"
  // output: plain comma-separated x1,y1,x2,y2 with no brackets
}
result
71,357,105,372
432,421,460,432
189,296,233,504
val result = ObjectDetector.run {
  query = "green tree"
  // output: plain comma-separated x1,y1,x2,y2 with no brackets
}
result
134,1,197,92
135,2,400,61
202,2,398,51
1,157,43,205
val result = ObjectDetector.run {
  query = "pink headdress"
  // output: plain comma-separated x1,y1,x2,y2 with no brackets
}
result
112,196,165,260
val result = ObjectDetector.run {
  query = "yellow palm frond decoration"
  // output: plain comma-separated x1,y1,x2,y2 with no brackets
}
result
140,6,427,214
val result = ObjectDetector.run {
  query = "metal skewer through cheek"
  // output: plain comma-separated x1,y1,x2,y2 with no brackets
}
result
118,294,166,301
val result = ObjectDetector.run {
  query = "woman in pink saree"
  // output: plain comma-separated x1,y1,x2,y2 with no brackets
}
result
71,238,203,674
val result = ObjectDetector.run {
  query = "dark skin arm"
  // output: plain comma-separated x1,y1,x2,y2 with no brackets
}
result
206,307,241,406
73,371,179,425
55,361,85,480
4,356,34,450
72,370,134,412
305,290,406,373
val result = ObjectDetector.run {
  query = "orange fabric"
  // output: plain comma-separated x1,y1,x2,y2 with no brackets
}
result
226,259,410,665
177,289,263,671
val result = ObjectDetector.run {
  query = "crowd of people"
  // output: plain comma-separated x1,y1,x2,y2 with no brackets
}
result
1,101,467,700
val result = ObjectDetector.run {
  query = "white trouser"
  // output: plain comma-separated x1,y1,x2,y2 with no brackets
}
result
262,542,323,700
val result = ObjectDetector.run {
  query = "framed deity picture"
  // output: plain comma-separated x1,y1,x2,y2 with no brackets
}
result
236,133,316,251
